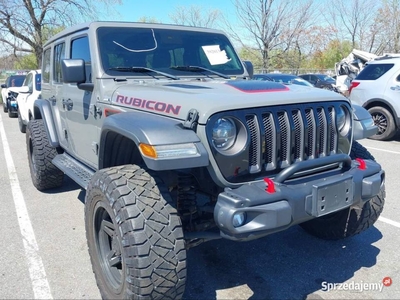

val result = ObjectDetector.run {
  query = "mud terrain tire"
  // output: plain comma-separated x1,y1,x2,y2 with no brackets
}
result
85,165,187,299
300,141,385,240
26,119,64,190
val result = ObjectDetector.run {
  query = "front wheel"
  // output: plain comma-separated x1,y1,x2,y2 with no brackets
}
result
85,165,187,299
368,106,396,141
299,141,385,240
3,102,7,113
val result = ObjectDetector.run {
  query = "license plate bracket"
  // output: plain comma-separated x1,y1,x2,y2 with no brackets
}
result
306,176,354,217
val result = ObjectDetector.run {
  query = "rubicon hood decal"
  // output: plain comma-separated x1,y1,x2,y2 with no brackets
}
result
116,95,181,115
226,80,289,93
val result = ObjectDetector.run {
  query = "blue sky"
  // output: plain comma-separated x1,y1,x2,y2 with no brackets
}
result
106,0,236,24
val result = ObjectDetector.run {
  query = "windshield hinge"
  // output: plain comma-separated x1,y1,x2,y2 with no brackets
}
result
183,109,199,130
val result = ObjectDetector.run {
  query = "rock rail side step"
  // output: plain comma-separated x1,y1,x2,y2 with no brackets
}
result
52,153,95,189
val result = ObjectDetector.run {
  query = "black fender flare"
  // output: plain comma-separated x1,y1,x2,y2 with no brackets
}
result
99,111,209,170
33,99,60,147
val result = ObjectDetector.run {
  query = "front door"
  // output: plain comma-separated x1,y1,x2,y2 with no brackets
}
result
63,35,99,168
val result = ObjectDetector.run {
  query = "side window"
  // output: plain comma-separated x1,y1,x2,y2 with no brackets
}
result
71,36,91,83
53,43,65,83
42,48,51,83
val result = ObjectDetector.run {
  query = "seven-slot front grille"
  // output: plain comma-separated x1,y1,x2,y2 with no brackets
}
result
244,103,339,173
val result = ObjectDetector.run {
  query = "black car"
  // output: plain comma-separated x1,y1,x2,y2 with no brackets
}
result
298,73,337,91
253,73,315,87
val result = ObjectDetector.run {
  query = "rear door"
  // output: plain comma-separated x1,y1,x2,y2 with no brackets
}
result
41,45,70,152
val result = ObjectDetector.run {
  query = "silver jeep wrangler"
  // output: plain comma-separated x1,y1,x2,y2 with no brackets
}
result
27,21,385,299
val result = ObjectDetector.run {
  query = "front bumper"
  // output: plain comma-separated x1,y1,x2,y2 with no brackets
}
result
214,154,384,241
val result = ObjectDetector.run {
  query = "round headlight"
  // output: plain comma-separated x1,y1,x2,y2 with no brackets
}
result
337,106,346,131
212,118,237,150
336,105,351,136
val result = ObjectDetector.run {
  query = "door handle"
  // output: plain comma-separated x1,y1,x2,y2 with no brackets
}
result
62,98,73,110
390,85,400,91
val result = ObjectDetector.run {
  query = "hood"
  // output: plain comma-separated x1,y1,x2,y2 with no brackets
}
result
7,86,25,94
110,79,349,124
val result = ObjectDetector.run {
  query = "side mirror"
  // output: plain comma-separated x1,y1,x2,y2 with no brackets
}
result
242,60,254,78
62,59,86,84
1,84,6,88
62,59,93,92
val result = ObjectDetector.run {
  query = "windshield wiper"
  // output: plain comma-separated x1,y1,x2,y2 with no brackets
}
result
170,65,230,79
108,66,179,80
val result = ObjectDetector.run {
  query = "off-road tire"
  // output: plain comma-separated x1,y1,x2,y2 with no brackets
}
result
300,141,385,240
18,108,26,133
26,119,64,190
85,165,187,300
368,106,396,141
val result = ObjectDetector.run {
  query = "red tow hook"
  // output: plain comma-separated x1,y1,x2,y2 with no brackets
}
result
355,158,366,170
264,178,276,193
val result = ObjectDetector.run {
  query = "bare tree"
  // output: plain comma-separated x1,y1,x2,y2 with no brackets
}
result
224,0,316,70
0,0,121,67
323,0,378,52
169,5,221,28
373,0,400,53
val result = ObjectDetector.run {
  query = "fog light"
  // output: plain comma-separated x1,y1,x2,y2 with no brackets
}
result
233,212,246,228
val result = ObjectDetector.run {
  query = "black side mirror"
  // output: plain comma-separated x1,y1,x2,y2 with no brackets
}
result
242,60,254,78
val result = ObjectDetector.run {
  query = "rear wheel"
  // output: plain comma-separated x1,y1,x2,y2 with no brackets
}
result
368,106,396,141
85,165,187,299
26,119,64,190
299,141,385,240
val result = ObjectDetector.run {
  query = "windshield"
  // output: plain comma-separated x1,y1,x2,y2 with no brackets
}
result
97,27,244,77
7,75,25,87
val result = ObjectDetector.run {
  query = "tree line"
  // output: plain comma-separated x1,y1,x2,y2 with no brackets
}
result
0,0,399,72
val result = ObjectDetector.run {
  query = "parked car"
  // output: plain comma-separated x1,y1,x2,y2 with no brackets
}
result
16,70,41,133
298,73,338,91
1,74,26,113
253,73,314,87
349,56,400,141
5,87,25,118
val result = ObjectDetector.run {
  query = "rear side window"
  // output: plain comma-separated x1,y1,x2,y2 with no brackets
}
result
356,63,394,80
42,48,51,83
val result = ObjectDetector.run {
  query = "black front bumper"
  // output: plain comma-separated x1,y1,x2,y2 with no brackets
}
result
214,154,385,241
